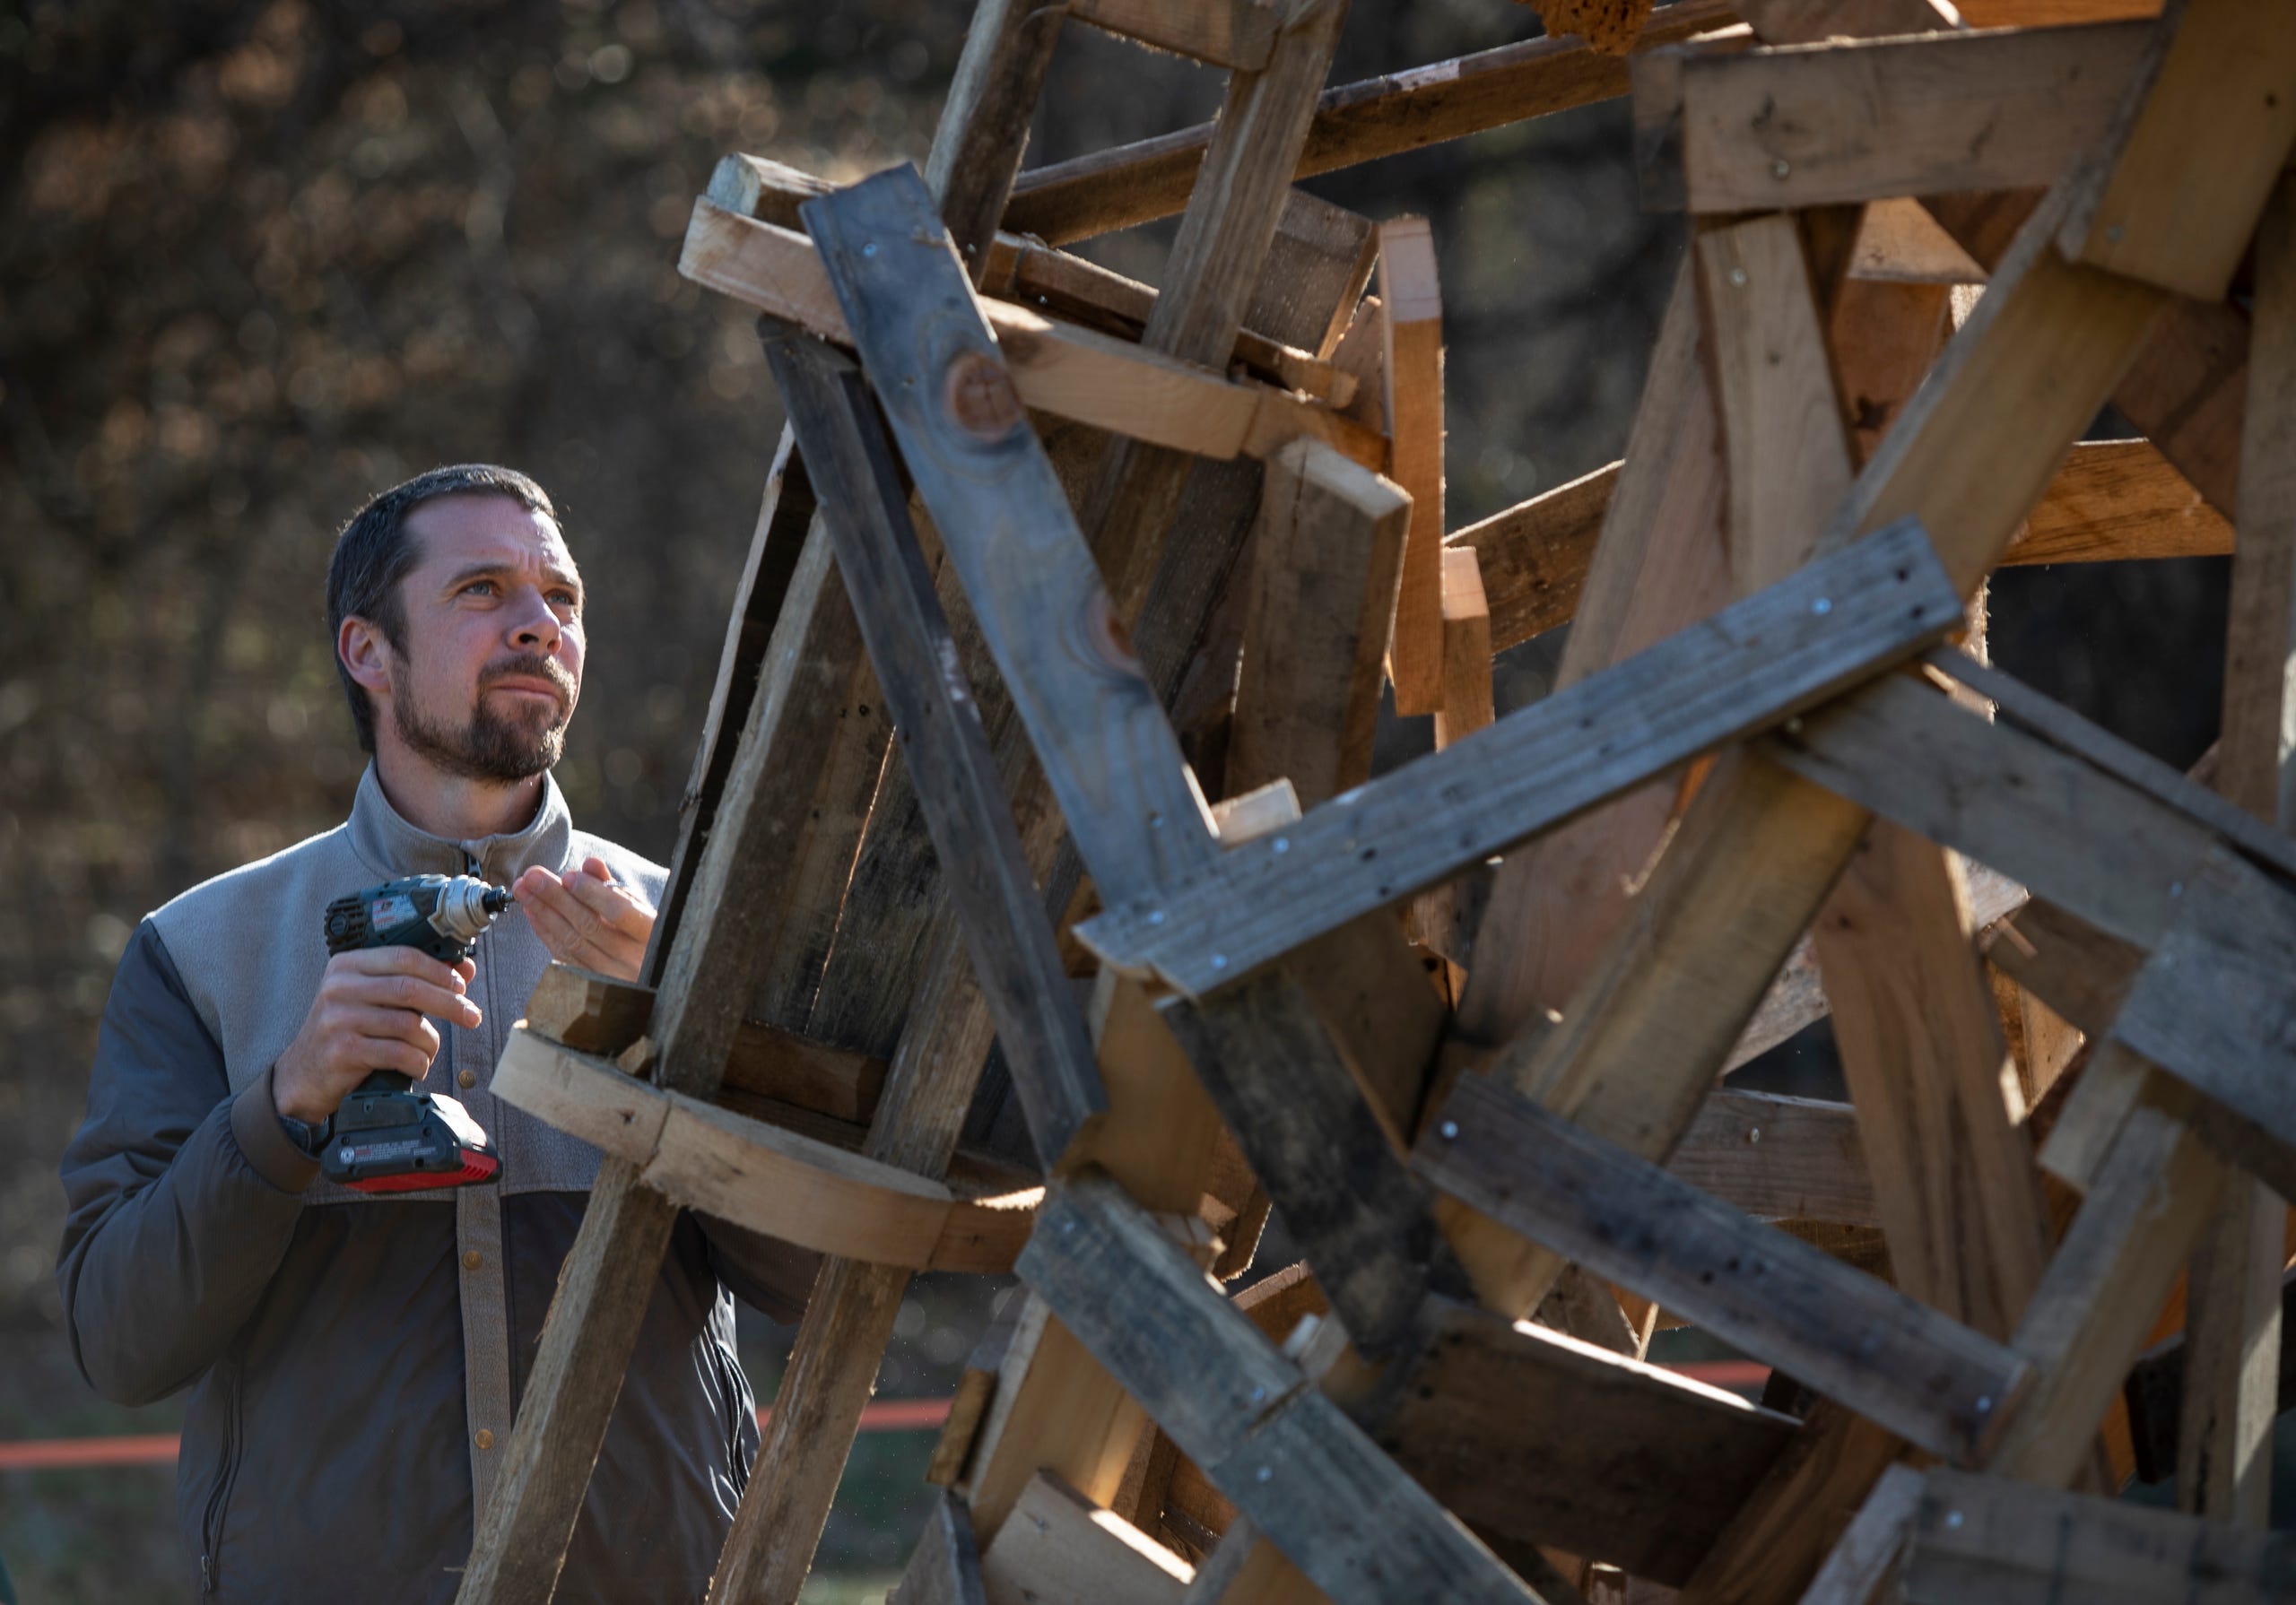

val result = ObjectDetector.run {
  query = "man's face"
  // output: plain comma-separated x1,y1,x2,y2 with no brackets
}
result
371,492,586,785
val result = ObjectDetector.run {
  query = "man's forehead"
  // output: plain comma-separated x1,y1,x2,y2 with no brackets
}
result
405,490,577,577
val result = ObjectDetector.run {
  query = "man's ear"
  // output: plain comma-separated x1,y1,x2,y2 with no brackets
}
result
338,616,395,697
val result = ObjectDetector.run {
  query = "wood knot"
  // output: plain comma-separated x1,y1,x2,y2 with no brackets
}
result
943,349,1022,442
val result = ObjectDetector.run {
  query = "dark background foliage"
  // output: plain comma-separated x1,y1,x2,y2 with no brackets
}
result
0,0,2229,1596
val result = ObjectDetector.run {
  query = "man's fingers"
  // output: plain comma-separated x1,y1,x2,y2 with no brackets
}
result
341,974,479,1026
333,946,466,991
346,1028,437,1080
560,871,650,937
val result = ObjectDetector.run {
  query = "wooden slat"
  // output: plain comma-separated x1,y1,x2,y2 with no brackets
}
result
1017,1174,1541,1605
678,201,1384,473
1075,521,1963,996
1433,547,1494,750
524,964,885,1124
769,326,1108,1158
1227,441,1412,806
1003,0,1739,244
2057,0,2296,301
903,1491,993,1605
1737,0,1960,40
1644,21,2150,213
1667,1089,1876,1226
1681,1403,1908,1605
979,1471,1193,1605
1066,0,1278,67
1361,1297,1801,1585
1378,216,1447,716
492,1029,1039,1272
805,166,1220,911
1796,1463,1926,1605
1979,898,2144,1038
1416,1074,2032,1465
1457,438,2229,655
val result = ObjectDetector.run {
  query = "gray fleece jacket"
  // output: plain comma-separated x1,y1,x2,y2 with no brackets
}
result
57,768,819,1602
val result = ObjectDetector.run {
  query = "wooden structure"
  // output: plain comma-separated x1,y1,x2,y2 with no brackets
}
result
451,1,2296,1601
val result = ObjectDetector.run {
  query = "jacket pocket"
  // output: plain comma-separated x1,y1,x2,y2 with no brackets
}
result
197,1351,244,1596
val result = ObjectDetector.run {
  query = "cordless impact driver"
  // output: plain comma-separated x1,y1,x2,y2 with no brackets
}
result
318,873,511,1192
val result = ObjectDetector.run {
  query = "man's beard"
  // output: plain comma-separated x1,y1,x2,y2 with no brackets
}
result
392,655,573,784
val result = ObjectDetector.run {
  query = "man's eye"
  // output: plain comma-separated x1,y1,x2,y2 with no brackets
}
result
463,581,497,597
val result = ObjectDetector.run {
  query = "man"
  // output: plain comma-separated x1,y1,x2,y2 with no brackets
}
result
58,464,815,1602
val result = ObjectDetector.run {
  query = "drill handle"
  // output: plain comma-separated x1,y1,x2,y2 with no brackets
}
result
356,1070,415,1095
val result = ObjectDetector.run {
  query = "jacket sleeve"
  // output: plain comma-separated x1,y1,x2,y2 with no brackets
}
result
57,920,317,1405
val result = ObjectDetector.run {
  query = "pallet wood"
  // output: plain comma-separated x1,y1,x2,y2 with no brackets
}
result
1017,1174,1540,1605
1076,522,1961,995
903,1491,993,1605
1003,0,1738,244
979,1470,1195,1605
1378,216,1447,716
1417,1073,2031,1464
1432,548,1494,750
1667,1090,1874,1227
1065,0,1280,70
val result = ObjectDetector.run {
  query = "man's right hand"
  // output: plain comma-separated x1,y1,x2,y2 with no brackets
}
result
273,950,483,1124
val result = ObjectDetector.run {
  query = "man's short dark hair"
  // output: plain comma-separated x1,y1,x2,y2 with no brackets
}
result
326,464,558,752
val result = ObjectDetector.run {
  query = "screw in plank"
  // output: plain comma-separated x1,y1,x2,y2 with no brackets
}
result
1770,158,1791,179
1439,1121,1459,1140
1728,266,1749,287
1811,597,1831,615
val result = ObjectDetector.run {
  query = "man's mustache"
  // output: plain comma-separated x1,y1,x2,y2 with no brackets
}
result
480,655,577,705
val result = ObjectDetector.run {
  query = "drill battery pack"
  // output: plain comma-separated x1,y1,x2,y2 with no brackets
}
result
322,1074,500,1192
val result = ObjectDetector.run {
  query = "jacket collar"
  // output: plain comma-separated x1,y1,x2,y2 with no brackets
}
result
345,764,574,887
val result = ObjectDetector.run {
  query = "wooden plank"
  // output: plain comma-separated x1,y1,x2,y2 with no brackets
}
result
2179,169,2296,1532
1736,0,1960,41
980,1471,1193,1605
764,328,1107,1162
1666,1089,1876,1226
923,0,1068,269
1361,1297,1801,1586
1797,1463,1926,1605
1066,0,1278,68
1433,548,1494,749
903,1491,992,1605
1075,521,1962,996
1227,440,1412,806
1016,1174,1541,1605
492,1028,1038,1272
1979,899,2144,1038
1648,21,2151,213
1179,1520,1326,1605
805,167,1220,910
2124,1268,2296,1486
1899,1467,2296,1603
1990,1102,2225,1486
1416,1073,2032,1465
1378,216,1447,716
524,964,885,1124
678,202,1384,473
2058,0,2296,301
1002,0,1738,244
1459,439,2229,655
1680,1403,1908,1605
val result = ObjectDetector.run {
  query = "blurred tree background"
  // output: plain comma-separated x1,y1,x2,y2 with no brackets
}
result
0,0,2232,1597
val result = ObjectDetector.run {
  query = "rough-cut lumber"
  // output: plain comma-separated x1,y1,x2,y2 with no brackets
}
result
1417,1073,2031,1465
1003,0,1739,244
1737,0,1960,41
1066,0,1280,69
1457,438,2228,655
765,325,1108,1163
1683,1402,1906,1605
979,1471,1194,1605
902,1491,993,1605
1667,1090,1875,1226
2124,1267,2296,1486
1895,1470,2296,1602
2057,0,2296,302
805,167,1221,911
525,965,886,1124
492,1029,1039,1272
1018,1174,1541,1604
1796,1463,1925,1605
1979,899,2144,1039
1643,21,2150,213
1362,1298,1801,1585
679,201,1384,473
1076,520,1962,995
1227,440,1411,806
1433,547,1494,750
1378,215,1447,716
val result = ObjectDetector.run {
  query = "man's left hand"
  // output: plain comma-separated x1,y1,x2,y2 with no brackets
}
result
514,856,656,982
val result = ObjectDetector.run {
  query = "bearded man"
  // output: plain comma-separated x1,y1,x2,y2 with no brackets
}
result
57,464,816,1603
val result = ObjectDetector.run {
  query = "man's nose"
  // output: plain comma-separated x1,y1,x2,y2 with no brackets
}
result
507,588,562,652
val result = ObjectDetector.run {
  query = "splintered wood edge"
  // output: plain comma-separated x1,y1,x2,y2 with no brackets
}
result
495,1027,1040,1272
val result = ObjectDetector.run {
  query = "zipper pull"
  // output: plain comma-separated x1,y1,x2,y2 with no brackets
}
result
201,1553,215,1593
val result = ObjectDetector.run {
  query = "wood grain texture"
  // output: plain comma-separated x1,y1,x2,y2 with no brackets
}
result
1017,1174,1541,1605
1667,1089,1875,1226
1433,547,1493,750
1066,0,1278,68
1378,215,1447,716
979,1471,1193,1605
902,1491,992,1605
1364,1297,1800,1585
1655,22,2149,213
923,0,1067,270
1417,1074,2031,1465
1737,0,1959,41
1679,1403,1907,1605
1076,522,1961,996
805,168,1218,910
1796,1464,1924,1605
765,326,1107,1163
2058,0,2296,300
1227,440,1411,806
1002,0,1737,244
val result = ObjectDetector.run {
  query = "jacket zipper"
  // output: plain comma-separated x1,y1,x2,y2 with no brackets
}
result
198,1352,243,1595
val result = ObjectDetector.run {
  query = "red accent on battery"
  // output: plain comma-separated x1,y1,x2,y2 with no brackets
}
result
345,1148,500,1193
